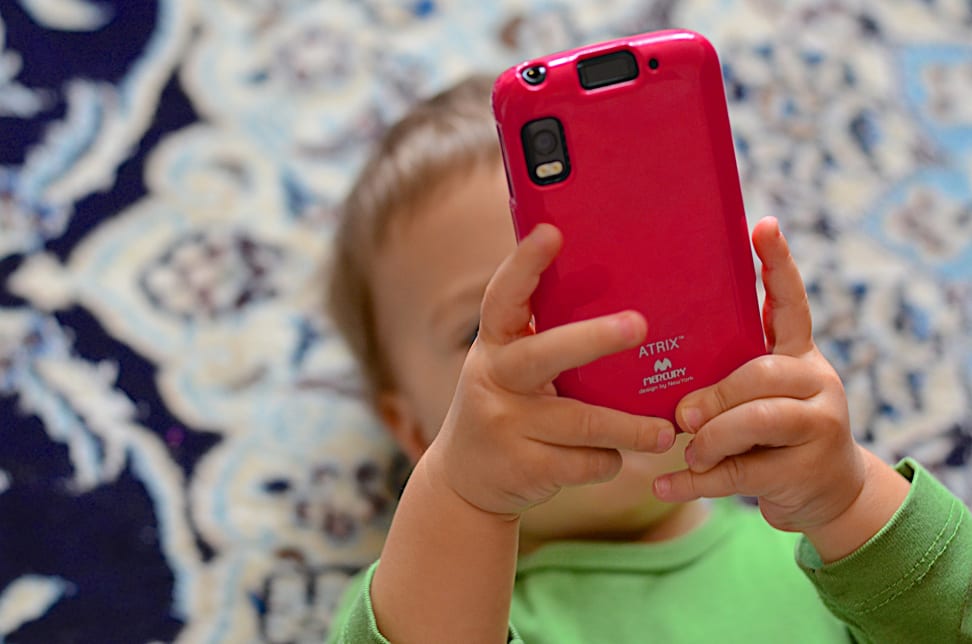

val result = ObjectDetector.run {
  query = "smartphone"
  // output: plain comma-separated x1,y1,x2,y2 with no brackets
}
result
492,29,766,423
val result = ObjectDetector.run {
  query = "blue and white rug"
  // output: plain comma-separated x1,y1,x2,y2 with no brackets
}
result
0,1,970,641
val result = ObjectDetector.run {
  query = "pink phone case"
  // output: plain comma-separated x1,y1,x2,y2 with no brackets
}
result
492,29,766,423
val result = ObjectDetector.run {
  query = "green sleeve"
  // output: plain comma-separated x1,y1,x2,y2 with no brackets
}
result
326,560,524,644
796,458,972,643
327,562,389,644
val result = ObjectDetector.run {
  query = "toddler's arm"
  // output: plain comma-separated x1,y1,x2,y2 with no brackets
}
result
361,225,675,644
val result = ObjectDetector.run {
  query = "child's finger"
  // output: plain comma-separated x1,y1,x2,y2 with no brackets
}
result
479,224,562,346
675,354,820,433
682,398,814,473
752,217,814,357
545,446,624,487
531,397,676,454
653,449,777,502
492,310,646,392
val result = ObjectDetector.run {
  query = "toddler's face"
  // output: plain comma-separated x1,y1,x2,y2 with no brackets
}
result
372,161,691,546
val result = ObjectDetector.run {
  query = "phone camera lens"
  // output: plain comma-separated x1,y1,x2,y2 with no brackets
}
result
522,65,547,85
648,57,660,70
532,130,558,155
521,117,568,185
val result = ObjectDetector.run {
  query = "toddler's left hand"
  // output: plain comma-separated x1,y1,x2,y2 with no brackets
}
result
653,217,869,536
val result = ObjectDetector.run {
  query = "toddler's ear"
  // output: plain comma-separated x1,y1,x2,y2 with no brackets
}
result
378,392,428,464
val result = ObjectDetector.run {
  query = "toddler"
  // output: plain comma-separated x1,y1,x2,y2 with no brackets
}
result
326,76,972,643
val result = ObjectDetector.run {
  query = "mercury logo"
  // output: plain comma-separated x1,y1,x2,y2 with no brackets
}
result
644,367,688,387
654,358,673,373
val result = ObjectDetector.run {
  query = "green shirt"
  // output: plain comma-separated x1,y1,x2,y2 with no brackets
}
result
329,459,972,643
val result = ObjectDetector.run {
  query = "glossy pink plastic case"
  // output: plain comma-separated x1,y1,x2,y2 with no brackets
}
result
492,30,766,423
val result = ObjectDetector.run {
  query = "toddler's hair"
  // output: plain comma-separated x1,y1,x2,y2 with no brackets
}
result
327,75,501,403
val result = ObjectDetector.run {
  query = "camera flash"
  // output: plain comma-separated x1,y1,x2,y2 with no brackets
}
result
535,161,564,179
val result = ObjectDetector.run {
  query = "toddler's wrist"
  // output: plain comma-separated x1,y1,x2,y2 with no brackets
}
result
802,447,909,563
420,439,523,525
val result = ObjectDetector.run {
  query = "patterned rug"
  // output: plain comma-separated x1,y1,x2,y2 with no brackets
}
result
1,1,970,642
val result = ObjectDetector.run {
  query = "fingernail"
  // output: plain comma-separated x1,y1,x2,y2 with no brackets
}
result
615,312,643,342
656,426,675,452
535,223,562,247
683,407,703,432
654,476,671,499
684,441,696,468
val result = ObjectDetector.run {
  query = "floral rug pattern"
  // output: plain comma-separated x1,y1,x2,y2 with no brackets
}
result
0,1,970,642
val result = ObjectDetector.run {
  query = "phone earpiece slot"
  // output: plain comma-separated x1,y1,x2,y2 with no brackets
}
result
577,50,639,89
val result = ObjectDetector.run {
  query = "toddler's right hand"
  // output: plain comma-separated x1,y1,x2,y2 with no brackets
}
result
423,223,677,518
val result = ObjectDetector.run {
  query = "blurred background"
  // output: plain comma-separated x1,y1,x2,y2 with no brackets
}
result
0,0,970,642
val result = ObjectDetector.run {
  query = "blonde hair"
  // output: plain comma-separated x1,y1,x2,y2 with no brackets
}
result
327,75,501,403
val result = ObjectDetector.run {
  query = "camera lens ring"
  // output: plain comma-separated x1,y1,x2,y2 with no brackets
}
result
521,65,547,85
532,130,558,155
